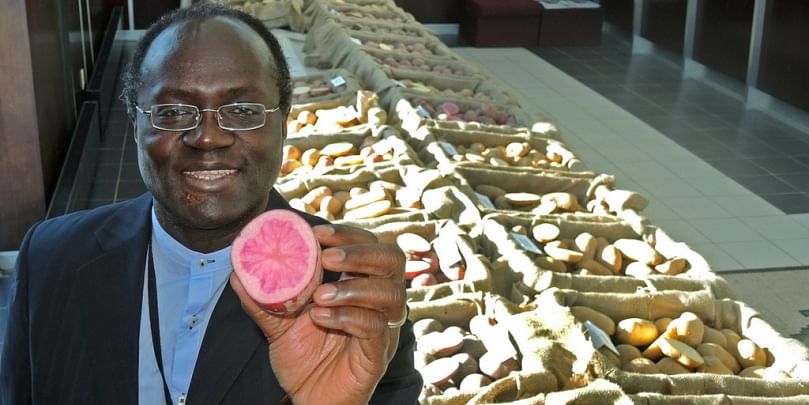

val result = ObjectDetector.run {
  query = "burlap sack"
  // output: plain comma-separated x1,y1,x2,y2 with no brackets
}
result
368,220,494,302
290,68,361,105
380,69,521,108
358,47,487,86
391,95,541,135
288,90,391,138
278,125,421,183
473,213,733,299
275,165,480,228
416,127,579,172
237,0,291,27
308,1,415,34
547,288,809,398
629,393,809,404
413,292,601,404
346,30,456,59
339,18,434,39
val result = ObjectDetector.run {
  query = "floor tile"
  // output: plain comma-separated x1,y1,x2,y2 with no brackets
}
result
664,196,733,219
708,195,783,217
733,175,798,195
687,218,765,243
774,239,809,265
706,159,771,178
761,193,809,214
779,174,809,191
751,157,809,175
716,240,799,270
682,176,749,196
651,218,711,245
739,216,809,240
635,176,702,198
688,243,743,272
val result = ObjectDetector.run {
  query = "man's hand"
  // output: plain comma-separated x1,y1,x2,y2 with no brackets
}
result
230,223,407,405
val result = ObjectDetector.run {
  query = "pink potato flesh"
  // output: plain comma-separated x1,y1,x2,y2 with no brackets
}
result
231,209,323,314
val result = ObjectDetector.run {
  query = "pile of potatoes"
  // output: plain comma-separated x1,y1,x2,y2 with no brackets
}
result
337,9,410,24
396,79,495,102
345,23,423,37
574,308,783,379
288,180,423,221
414,315,521,401
373,55,470,76
364,40,435,56
408,98,518,126
508,221,690,277
439,141,573,170
280,137,400,177
396,232,466,289
286,104,386,137
474,185,584,216
292,77,347,103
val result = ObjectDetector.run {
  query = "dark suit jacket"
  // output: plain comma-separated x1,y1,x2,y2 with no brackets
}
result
0,191,422,404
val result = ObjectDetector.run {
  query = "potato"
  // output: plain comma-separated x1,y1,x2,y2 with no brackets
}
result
624,262,655,278
417,330,464,357
461,335,487,359
659,337,705,368
736,339,767,369
414,351,435,370
721,329,742,359
344,188,388,211
319,195,343,216
697,356,733,374
281,159,303,175
544,241,584,263
599,347,621,368
702,326,727,348
301,186,332,209
541,192,581,212
411,272,437,288
739,365,766,379
624,358,659,374
504,192,541,206
478,352,519,379
616,344,643,367
574,233,597,261
421,357,460,385
532,223,560,243
300,148,321,167
655,257,688,276
283,144,301,161
413,319,444,339
320,142,356,157
571,306,615,336
396,233,432,255
615,318,658,346
657,357,691,374
577,258,613,276
451,353,479,381
668,312,704,347
614,239,663,266
598,244,622,273
654,318,673,335
289,198,315,214
697,342,740,373
459,373,492,392
342,200,392,220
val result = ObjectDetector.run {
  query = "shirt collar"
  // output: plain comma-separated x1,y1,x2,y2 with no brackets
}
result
151,207,232,271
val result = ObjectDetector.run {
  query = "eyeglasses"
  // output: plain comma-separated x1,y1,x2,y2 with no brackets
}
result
135,102,281,131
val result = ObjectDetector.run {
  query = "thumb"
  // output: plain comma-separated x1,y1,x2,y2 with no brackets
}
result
229,272,296,341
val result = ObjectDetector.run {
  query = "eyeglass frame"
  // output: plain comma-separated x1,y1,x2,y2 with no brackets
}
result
135,102,281,132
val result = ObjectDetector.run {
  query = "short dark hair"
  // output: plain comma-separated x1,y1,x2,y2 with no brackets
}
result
120,4,292,119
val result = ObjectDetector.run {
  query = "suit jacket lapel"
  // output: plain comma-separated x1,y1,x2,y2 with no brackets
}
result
76,194,152,404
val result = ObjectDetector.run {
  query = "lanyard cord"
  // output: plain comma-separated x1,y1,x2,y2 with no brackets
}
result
147,244,175,405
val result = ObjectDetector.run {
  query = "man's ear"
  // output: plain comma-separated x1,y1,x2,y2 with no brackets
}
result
280,113,288,141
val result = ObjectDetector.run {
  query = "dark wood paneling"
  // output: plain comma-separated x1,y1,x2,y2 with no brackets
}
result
641,0,686,55
759,1,809,114
694,0,753,82
134,0,179,29
602,0,633,35
395,0,462,24
0,0,47,250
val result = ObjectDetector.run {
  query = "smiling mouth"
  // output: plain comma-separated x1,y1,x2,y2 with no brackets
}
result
183,169,238,181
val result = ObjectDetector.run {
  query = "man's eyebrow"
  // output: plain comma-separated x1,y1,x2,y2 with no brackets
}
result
156,86,261,99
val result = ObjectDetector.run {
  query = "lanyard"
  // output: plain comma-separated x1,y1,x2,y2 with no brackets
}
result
147,244,175,405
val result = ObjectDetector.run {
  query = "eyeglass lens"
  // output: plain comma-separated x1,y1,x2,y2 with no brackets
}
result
150,103,268,131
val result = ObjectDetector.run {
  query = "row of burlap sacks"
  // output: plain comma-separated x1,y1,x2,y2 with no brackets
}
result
403,286,809,404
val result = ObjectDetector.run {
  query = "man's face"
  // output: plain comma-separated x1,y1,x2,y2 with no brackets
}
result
135,17,286,234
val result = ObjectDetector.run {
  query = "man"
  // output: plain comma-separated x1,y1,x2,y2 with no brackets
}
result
0,5,422,404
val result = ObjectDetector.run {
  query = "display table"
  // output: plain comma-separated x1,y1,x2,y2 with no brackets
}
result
537,0,604,47
460,0,543,47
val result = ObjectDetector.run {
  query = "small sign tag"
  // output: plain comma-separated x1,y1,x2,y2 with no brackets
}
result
415,105,432,118
438,141,459,157
475,192,496,210
510,232,544,255
330,75,347,88
350,37,362,45
432,235,463,269
329,8,338,15
584,320,619,355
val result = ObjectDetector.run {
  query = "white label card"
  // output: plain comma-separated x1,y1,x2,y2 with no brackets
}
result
584,320,619,355
330,75,347,88
432,235,463,268
416,105,432,118
475,192,496,210
439,141,459,156
350,37,362,45
510,232,544,255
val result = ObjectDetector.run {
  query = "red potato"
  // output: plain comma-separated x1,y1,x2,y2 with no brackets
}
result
421,357,460,385
417,330,465,357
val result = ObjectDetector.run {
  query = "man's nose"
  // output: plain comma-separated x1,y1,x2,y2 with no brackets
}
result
183,109,235,149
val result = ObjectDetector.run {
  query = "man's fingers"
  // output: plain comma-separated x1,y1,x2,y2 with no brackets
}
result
312,278,406,322
321,243,405,279
313,224,377,247
309,305,390,340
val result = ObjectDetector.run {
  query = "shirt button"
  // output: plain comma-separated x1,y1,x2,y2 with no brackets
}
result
198,259,207,268
189,315,199,328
